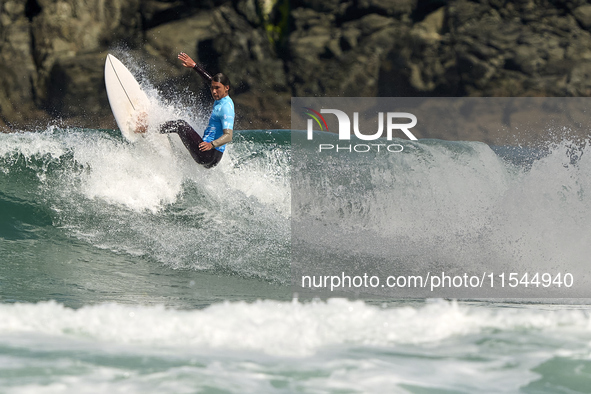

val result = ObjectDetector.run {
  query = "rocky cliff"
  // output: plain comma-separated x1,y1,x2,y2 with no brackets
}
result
2,0,591,141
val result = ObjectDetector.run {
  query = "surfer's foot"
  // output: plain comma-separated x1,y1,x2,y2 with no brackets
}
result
134,112,148,134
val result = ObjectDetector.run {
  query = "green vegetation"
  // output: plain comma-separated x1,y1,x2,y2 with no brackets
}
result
257,0,289,50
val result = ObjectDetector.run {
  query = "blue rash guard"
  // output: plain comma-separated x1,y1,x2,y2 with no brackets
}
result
203,96,235,152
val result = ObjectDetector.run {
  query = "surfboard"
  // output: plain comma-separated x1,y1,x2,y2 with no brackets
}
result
104,54,149,141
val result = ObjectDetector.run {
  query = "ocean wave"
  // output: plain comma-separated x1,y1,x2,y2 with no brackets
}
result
1,299,590,357
0,128,291,282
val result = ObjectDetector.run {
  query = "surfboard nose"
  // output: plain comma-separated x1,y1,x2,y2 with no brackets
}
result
104,53,150,140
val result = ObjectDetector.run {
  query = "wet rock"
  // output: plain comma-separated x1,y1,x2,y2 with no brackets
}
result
573,4,591,30
46,52,109,118
356,0,417,17
288,8,406,97
31,0,142,105
4,0,591,136
0,0,41,128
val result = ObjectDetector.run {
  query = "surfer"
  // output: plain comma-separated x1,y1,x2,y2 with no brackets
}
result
135,52,234,169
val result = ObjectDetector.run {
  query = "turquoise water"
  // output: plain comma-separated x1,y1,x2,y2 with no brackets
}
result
2,127,591,392
1,128,292,306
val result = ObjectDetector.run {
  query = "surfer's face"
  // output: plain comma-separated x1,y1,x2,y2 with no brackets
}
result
211,81,229,100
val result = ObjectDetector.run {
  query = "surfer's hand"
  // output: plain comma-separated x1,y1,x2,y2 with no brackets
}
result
178,52,196,68
134,112,148,134
199,141,213,151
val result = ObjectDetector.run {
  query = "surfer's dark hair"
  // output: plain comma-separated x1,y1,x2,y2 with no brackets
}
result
212,73,230,88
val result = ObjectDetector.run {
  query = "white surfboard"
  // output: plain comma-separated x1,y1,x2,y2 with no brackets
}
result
104,54,149,141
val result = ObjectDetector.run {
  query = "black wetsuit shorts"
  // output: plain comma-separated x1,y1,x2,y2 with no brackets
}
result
160,120,223,169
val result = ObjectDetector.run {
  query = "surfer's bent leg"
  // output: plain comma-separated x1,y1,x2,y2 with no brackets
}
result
160,120,223,168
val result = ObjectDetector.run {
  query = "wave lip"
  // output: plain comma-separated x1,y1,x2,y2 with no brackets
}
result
293,135,591,297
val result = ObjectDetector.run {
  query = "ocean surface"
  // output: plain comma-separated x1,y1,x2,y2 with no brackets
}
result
2,122,591,393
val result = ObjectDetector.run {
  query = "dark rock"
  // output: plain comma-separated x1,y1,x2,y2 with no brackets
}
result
146,9,218,61
288,8,407,97
376,0,591,100
31,0,142,106
292,0,353,16
235,0,261,25
142,1,204,29
565,61,591,95
356,0,417,17
4,0,591,140
0,0,43,128
505,45,542,75
355,13,395,36
209,5,288,93
573,4,591,30
46,52,109,118
340,27,361,51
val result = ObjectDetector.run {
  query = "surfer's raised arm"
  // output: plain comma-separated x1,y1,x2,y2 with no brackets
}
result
178,52,212,83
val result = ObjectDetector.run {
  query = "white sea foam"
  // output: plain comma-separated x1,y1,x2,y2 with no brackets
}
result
0,127,66,160
293,138,591,283
73,136,184,212
2,301,591,393
219,147,291,216
0,125,290,219
1,299,590,357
